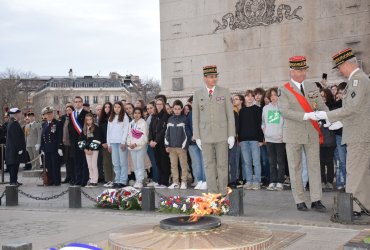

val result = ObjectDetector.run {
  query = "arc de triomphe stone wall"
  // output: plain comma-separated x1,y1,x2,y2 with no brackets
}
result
160,0,370,100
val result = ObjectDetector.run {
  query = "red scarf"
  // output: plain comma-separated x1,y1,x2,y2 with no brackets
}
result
284,82,324,144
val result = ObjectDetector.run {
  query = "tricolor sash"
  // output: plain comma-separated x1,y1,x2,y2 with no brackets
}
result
284,82,324,144
70,111,83,135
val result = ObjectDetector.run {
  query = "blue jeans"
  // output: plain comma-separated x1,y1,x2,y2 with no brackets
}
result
130,147,146,182
147,145,159,183
240,141,261,184
228,142,239,183
188,144,206,182
111,143,128,184
335,135,347,187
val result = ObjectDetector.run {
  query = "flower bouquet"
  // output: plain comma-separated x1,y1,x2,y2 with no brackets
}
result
96,187,142,210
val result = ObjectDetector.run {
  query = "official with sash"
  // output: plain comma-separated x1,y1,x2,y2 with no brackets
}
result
278,56,328,212
68,96,89,186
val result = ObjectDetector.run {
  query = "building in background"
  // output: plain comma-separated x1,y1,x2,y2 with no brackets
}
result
31,70,142,116
160,0,370,101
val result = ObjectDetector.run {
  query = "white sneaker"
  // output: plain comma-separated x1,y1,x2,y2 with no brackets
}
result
275,183,284,191
194,181,203,190
104,181,113,187
267,183,276,191
155,184,167,189
129,180,135,186
243,182,253,190
199,182,207,190
252,183,261,190
180,182,187,190
133,181,143,189
147,181,157,187
168,183,180,189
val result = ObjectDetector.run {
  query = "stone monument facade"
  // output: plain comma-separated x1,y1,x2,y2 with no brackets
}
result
160,0,370,100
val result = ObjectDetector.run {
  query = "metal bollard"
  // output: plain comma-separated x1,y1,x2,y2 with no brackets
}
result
2,243,32,250
141,187,155,211
69,186,81,208
228,187,244,216
337,192,353,223
6,185,18,206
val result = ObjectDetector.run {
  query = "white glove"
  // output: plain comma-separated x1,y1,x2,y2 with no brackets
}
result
18,150,23,155
315,111,328,120
196,139,202,150
35,144,40,151
20,163,25,168
323,121,332,128
329,121,343,130
58,149,63,157
40,151,45,156
227,136,235,149
303,112,318,121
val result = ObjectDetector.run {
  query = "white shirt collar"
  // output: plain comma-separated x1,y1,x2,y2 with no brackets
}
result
348,68,360,81
206,86,215,93
290,78,304,90
75,108,82,114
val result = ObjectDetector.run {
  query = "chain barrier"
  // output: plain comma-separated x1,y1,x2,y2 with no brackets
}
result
80,188,97,203
18,189,69,201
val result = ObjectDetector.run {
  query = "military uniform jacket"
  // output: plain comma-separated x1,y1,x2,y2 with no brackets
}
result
278,80,328,144
327,69,370,144
5,118,27,164
40,119,63,153
25,122,42,147
192,85,235,143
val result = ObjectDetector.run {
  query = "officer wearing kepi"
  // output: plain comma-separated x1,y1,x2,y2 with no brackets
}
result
310,48,370,218
40,107,63,186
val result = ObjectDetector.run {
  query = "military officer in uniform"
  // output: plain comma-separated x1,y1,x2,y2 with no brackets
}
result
5,108,27,186
25,112,42,169
40,107,63,186
311,48,370,217
192,65,235,195
278,56,328,212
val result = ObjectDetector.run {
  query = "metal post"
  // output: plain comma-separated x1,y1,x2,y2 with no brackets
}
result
2,243,32,250
1,144,5,183
337,192,353,223
69,186,81,208
6,185,18,206
228,187,244,216
141,187,155,211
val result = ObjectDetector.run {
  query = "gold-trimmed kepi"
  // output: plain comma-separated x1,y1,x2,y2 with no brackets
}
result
42,106,54,115
332,48,356,69
289,56,309,70
203,65,219,76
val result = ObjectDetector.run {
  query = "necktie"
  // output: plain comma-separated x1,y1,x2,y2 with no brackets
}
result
209,89,213,98
300,84,305,97
77,111,80,117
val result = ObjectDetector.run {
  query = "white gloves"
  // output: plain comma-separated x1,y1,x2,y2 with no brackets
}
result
18,150,23,155
196,139,202,150
35,144,40,151
227,136,235,149
329,121,343,130
58,149,63,157
303,113,316,121
40,151,45,155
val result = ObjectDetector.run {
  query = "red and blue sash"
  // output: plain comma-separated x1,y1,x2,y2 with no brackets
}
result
70,111,82,135
284,82,324,144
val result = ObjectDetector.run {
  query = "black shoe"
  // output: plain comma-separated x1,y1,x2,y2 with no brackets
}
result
297,202,308,211
311,200,327,212
353,211,362,219
228,182,238,189
112,183,120,188
17,182,23,186
118,183,127,188
9,183,17,186
98,178,105,183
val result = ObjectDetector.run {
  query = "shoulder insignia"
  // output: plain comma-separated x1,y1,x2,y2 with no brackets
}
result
353,79,359,87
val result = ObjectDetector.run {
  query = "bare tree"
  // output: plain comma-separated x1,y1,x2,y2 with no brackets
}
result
141,77,161,103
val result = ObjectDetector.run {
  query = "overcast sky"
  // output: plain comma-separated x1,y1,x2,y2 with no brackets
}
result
0,0,161,80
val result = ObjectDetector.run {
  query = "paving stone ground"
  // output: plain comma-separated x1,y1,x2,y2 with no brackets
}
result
0,168,369,249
